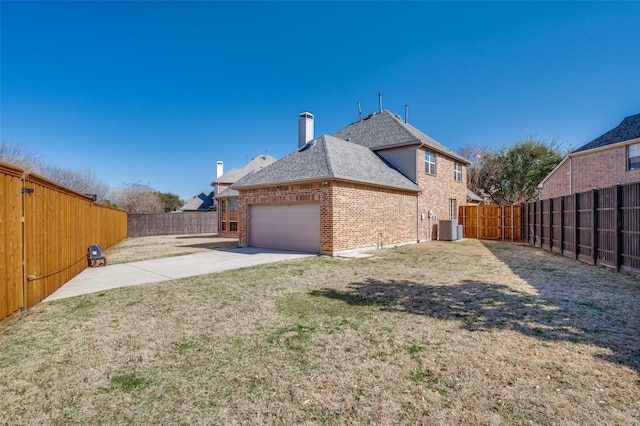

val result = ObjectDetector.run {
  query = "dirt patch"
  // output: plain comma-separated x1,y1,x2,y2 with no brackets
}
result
104,234,239,264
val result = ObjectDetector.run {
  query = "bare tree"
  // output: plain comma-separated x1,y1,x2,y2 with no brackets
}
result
0,140,41,171
1,140,111,201
111,183,164,214
458,144,495,196
40,164,111,201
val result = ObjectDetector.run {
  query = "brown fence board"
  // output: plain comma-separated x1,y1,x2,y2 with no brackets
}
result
459,205,521,241
127,211,217,237
1,164,24,321
1,162,127,320
522,182,640,276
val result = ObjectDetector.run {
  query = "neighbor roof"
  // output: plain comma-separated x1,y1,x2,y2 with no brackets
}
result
333,110,469,164
182,191,215,210
466,189,483,202
232,135,422,193
211,154,277,185
573,113,640,153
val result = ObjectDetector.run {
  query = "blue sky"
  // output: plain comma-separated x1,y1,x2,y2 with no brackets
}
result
2,1,639,200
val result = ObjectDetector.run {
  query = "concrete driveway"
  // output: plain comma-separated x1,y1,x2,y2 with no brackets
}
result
44,247,315,301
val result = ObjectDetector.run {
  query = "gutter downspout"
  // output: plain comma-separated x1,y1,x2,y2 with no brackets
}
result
416,194,420,243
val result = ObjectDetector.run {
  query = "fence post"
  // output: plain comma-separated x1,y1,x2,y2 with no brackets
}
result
574,193,579,260
532,201,537,247
537,200,543,248
591,189,598,265
548,198,553,252
20,170,27,313
559,196,565,255
501,205,504,241
521,203,526,242
477,204,480,240
614,184,622,271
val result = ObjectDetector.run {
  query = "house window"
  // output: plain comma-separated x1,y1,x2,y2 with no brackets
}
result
219,198,238,233
453,162,462,182
219,199,227,231
228,199,238,232
449,199,457,220
628,143,640,171
424,151,436,175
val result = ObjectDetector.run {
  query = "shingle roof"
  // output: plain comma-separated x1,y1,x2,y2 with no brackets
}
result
333,110,469,164
573,113,640,153
182,191,215,210
211,154,277,185
467,189,483,202
232,135,421,193
215,186,238,198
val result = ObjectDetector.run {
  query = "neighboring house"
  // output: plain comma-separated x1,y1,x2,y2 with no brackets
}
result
466,189,485,205
213,154,277,237
230,110,469,255
538,113,640,199
181,191,216,211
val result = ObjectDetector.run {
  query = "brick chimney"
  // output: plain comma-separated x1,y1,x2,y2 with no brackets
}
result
298,112,314,148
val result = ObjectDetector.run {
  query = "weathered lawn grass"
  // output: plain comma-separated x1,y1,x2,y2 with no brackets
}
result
1,240,639,424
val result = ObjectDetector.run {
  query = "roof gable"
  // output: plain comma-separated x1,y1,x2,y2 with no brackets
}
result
232,135,421,192
212,154,277,184
573,113,640,153
333,110,468,163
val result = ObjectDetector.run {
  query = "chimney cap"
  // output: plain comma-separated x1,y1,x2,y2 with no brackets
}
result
299,112,314,119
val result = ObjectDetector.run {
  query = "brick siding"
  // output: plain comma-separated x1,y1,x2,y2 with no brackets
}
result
236,147,468,254
539,144,640,199
415,147,468,239
237,181,419,255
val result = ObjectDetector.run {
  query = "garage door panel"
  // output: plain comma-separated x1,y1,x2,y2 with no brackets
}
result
249,204,320,253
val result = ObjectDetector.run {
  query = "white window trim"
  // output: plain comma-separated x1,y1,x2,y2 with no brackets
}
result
627,142,640,171
454,162,462,182
425,151,436,175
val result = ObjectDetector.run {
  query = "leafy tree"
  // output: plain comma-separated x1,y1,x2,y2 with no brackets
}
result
158,192,183,212
111,183,163,214
477,138,564,204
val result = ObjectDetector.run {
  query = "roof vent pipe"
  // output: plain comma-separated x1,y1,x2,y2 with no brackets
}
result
378,92,383,112
357,101,362,121
298,112,314,148
405,105,408,124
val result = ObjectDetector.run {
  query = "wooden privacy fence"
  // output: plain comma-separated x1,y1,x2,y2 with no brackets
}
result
523,182,640,275
127,210,217,237
1,162,127,321
458,205,521,240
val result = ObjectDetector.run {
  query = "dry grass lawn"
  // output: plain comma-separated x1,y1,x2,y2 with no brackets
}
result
103,234,239,264
1,238,639,425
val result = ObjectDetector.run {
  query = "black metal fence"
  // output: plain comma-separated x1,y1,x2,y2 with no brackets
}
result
522,182,640,275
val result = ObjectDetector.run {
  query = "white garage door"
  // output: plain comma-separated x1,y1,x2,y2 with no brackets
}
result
249,203,320,253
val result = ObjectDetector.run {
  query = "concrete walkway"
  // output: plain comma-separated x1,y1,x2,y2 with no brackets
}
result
44,247,315,301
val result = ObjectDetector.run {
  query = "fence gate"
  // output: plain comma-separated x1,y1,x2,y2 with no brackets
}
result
459,205,521,241
1,162,127,322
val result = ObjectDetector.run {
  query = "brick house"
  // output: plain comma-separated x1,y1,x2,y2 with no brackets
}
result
230,110,469,255
538,113,640,199
213,154,277,237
